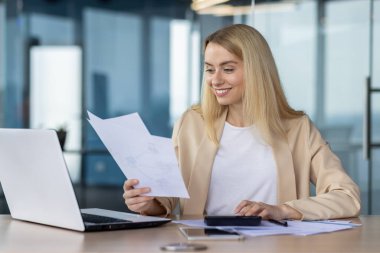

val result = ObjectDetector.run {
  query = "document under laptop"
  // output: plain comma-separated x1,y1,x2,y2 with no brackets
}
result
0,128,170,232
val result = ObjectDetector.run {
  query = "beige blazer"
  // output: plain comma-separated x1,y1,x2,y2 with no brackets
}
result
157,108,361,220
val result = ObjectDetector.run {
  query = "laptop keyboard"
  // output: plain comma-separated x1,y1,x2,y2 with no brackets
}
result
81,213,131,224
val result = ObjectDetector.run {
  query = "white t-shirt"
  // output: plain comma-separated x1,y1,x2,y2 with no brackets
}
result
205,122,277,215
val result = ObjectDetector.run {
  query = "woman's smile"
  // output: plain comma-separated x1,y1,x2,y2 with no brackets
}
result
214,88,231,97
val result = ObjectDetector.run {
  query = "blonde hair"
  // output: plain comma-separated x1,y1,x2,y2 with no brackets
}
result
200,24,304,144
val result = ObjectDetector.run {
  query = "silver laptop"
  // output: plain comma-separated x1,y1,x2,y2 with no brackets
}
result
0,128,170,232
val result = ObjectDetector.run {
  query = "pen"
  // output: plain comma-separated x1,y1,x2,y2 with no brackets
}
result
268,219,288,227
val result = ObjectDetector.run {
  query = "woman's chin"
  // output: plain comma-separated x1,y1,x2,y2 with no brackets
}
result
216,99,231,106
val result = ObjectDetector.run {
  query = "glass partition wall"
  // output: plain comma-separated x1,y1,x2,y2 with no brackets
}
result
0,0,5,204
250,0,379,214
0,1,4,127
368,0,380,213
1,0,378,214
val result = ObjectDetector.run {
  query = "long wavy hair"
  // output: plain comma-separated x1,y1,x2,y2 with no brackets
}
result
200,24,304,144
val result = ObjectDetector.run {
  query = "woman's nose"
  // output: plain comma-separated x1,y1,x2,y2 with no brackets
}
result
211,72,224,86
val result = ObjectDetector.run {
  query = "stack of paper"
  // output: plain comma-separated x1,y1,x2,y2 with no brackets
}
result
173,219,360,237
87,111,189,198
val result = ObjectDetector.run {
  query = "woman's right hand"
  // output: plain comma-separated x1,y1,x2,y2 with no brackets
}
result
123,179,155,214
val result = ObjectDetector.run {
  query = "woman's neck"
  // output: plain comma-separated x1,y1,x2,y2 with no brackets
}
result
226,106,245,127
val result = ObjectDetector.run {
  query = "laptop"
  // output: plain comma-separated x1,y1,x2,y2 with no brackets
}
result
0,128,171,232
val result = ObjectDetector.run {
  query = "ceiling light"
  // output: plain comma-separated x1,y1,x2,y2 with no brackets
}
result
191,0,230,11
197,4,251,16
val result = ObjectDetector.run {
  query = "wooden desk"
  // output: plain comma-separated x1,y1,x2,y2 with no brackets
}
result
0,215,379,253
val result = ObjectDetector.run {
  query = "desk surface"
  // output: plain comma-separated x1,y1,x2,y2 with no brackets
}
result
0,215,379,253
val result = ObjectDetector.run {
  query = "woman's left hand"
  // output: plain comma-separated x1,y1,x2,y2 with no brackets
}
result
234,200,302,220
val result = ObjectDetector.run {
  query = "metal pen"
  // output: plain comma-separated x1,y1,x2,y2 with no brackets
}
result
268,219,288,227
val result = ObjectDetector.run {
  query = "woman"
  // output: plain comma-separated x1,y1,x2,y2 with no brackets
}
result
123,24,360,220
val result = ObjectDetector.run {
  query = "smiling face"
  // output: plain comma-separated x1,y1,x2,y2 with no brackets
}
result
204,42,245,109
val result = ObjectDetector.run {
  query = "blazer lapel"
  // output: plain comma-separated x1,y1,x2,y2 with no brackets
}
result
183,110,227,215
272,134,297,204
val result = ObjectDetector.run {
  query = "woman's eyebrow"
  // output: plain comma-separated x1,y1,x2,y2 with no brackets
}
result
204,60,238,66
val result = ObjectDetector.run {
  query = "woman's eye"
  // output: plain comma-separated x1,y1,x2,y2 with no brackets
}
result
205,69,214,73
224,68,234,73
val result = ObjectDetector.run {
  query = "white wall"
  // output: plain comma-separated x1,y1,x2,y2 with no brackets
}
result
28,14,81,182
30,46,82,182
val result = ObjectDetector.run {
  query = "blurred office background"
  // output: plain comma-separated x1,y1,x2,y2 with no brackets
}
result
0,0,379,215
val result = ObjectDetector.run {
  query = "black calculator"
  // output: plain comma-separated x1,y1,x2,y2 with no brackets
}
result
204,215,262,226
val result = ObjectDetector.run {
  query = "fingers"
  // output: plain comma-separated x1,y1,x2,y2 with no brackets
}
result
235,200,263,216
123,179,150,197
234,200,251,214
123,189,153,202
124,197,154,214
124,195,154,208
234,200,276,219
244,203,265,216
127,199,153,212
123,186,151,199
123,179,139,191
235,200,262,215
123,179,154,213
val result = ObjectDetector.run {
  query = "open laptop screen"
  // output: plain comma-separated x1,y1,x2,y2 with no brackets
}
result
0,128,170,231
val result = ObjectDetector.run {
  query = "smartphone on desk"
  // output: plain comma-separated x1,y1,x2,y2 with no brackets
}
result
179,227,244,241
204,215,262,226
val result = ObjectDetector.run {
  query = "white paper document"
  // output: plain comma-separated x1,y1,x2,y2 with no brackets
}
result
173,219,360,237
87,111,189,198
